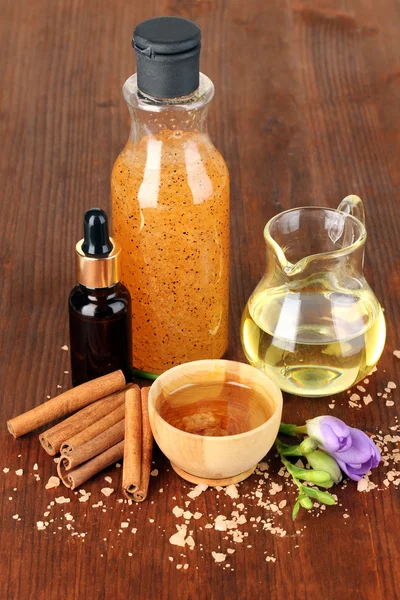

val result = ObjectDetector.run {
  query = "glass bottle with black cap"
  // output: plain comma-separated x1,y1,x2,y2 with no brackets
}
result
69,208,132,386
111,16,230,374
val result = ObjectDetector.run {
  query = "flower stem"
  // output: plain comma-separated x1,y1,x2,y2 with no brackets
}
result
132,369,160,381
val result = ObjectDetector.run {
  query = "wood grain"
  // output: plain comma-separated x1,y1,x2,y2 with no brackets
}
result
1,0,399,598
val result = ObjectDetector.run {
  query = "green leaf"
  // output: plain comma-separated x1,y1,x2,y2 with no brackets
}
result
275,439,303,457
292,500,300,520
284,462,331,484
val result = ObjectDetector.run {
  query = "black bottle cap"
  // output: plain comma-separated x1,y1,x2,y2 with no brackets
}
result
132,17,201,98
81,208,113,257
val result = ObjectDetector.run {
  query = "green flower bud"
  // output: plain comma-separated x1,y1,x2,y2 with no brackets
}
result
299,436,318,454
299,496,313,509
304,449,342,484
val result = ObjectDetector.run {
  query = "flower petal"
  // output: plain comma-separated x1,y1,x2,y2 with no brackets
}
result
335,459,367,481
334,428,378,463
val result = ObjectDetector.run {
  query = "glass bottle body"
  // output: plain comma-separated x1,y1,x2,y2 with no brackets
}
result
69,283,132,386
111,74,230,373
241,199,386,397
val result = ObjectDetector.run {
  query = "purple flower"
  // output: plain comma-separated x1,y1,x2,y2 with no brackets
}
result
305,416,380,481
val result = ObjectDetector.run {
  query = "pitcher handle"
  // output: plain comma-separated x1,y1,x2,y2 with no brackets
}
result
336,195,365,226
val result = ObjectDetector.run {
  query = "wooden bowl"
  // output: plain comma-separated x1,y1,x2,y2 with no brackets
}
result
148,360,283,486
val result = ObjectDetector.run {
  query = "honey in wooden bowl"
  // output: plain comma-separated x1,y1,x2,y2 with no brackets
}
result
159,381,272,437
148,360,283,486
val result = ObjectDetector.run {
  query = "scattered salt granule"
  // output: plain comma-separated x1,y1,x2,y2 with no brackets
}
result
64,513,74,521
101,488,114,497
343,514,350,519
214,515,227,531
269,483,282,495
172,506,184,518
183,511,193,520
350,393,360,402
393,350,400,359
150,469,159,476
183,564,189,570
104,476,112,484
132,528,137,534
357,386,366,393
3,467,9,473
387,382,396,389
169,525,187,547
116,463,121,468
57,385,62,389
53,457,60,464
78,491,91,503
265,556,276,563
225,484,239,499
328,403,335,409
121,522,129,529
55,496,71,504
149,519,155,524
386,401,395,407
279,500,287,509
34,474,40,481
128,552,133,557
45,476,60,490
15,469,23,476
363,394,373,406
176,564,182,570
33,464,38,471
185,535,195,549
193,512,202,520
357,475,377,492
61,345,69,351
187,484,208,499
36,521,46,530
257,462,268,472
12,514,19,520
212,552,226,563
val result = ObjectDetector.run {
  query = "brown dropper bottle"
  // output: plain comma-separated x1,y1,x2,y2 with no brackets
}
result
69,208,132,386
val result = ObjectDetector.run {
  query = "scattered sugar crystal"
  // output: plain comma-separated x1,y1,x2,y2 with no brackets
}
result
212,552,226,563
187,484,208,499
61,345,69,351
225,484,239,499
55,496,70,504
104,476,112,484
45,476,60,489
15,469,23,476
36,521,46,530
3,467,9,473
150,469,159,476
101,488,114,497
172,506,185,518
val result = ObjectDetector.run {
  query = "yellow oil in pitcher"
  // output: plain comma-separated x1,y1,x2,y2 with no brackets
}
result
241,284,386,397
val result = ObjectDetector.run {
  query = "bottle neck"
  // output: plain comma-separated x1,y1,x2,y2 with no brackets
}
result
122,73,214,142
80,283,119,302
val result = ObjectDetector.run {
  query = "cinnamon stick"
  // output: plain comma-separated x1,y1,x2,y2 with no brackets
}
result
39,388,125,456
60,386,132,454
122,385,142,499
133,387,153,503
7,370,126,438
58,440,124,489
60,419,125,471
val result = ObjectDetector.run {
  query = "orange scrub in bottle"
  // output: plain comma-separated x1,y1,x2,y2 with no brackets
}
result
111,17,230,373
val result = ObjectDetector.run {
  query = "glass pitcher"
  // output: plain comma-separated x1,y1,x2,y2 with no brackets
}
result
240,196,386,397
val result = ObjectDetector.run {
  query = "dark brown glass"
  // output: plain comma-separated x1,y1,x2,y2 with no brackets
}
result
69,283,132,386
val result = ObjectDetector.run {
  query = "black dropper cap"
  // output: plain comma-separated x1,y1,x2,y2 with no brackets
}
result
81,208,113,257
133,17,201,98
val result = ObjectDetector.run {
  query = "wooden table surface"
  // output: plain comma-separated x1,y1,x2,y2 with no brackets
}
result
1,1,399,599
